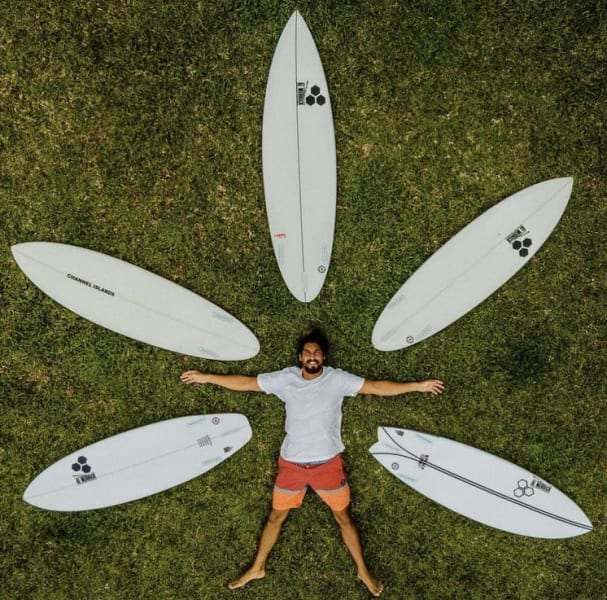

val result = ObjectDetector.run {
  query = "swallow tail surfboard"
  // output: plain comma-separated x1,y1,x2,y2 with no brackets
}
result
370,426,592,538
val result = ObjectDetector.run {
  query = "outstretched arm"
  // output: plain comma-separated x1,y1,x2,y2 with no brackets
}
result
358,379,444,397
180,370,261,392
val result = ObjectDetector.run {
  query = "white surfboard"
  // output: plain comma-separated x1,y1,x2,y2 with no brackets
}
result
23,414,252,511
11,242,260,360
372,178,573,350
370,427,592,538
262,11,336,303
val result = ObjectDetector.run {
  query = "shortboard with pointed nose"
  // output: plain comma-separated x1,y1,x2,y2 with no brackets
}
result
23,414,252,511
11,242,260,360
262,10,336,303
372,178,573,350
370,426,592,538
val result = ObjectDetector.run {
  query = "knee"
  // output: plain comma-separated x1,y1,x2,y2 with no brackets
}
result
332,508,353,528
268,508,289,525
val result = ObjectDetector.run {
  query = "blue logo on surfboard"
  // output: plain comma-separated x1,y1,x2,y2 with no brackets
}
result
72,456,91,473
71,456,97,484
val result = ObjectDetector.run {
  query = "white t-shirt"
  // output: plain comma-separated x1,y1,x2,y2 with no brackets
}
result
257,366,364,463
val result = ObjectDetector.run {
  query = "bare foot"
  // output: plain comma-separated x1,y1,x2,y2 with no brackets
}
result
358,571,384,597
228,567,266,590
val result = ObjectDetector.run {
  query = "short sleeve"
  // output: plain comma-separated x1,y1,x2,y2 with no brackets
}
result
257,369,289,397
337,369,365,397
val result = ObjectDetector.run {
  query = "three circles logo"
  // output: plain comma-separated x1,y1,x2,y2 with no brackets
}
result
417,454,430,470
513,479,534,498
71,456,97,484
506,224,533,258
72,455,92,474
297,82,326,107
306,84,326,106
512,237,533,258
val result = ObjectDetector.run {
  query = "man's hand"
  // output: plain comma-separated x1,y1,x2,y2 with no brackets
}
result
180,370,207,385
417,379,445,395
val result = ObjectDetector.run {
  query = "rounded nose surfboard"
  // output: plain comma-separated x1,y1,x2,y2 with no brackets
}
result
370,427,592,539
11,242,260,360
262,11,336,303
23,414,252,511
372,178,573,350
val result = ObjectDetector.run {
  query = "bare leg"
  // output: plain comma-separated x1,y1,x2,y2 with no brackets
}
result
332,508,383,597
228,508,290,590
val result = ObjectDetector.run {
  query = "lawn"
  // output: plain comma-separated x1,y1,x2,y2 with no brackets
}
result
1,1,605,599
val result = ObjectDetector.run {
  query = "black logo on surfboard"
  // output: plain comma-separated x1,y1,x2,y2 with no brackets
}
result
72,456,97,484
511,238,533,258
297,82,326,106
67,273,115,297
506,225,533,258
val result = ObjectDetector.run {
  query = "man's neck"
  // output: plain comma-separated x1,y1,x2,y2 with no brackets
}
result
301,367,324,381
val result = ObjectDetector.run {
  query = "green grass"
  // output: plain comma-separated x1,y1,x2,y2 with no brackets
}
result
1,1,606,598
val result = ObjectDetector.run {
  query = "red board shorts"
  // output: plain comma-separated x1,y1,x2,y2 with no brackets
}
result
272,453,350,511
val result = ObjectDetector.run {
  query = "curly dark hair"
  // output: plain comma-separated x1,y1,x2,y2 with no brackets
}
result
296,325,330,362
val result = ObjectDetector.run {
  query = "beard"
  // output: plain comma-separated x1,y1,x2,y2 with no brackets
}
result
302,361,323,375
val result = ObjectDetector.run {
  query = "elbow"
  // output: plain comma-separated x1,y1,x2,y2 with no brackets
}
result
361,381,386,396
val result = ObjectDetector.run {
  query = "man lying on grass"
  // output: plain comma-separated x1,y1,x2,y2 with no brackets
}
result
181,325,444,597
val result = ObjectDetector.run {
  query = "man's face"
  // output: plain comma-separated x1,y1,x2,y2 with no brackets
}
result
299,342,325,375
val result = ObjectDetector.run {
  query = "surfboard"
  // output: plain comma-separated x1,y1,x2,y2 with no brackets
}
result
370,427,592,538
11,242,260,360
23,414,252,511
372,178,573,350
262,10,336,303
